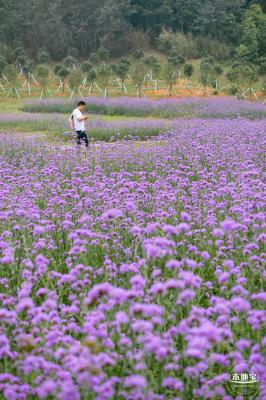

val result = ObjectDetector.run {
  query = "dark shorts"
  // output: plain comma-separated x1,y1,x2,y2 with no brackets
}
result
76,130,89,147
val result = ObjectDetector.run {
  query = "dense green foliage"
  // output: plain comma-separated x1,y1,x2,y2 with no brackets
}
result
0,0,265,63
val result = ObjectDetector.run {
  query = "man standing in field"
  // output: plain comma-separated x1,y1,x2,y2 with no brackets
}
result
69,101,89,148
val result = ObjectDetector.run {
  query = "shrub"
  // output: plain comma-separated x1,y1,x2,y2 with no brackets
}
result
195,36,233,61
158,30,198,59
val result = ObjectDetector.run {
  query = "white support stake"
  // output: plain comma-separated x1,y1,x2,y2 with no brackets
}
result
123,82,127,94
47,88,53,98
164,85,170,97
65,84,72,93
116,77,122,88
69,90,75,100
251,88,258,99
31,74,39,85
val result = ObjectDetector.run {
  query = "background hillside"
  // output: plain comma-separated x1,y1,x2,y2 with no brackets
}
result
0,0,265,101
0,0,265,63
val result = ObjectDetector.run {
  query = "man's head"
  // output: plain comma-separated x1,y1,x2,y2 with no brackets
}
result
77,101,86,112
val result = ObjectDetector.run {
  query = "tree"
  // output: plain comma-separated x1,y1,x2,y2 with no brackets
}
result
68,69,83,98
143,56,157,69
0,56,8,79
258,56,266,75
128,0,174,37
96,46,110,63
227,63,243,97
142,56,159,87
168,52,185,84
157,30,174,53
12,47,26,62
153,62,161,91
37,50,50,64
237,5,266,65
86,68,96,94
96,0,133,57
90,52,101,66
212,64,223,89
63,56,77,70
89,46,109,66
81,61,93,74
22,59,35,94
36,65,51,99
183,63,194,89
87,69,97,94
235,4,266,66
163,62,178,96
132,62,147,97
227,62,258,99
54,64,62,77
201,56,215,66
15,54,28,72
5,64,20,98
116,58,130,93
96,63,112,97
54,66,70,92
80,61,93,88
191,0,244,44
168,51,185,68
200,62,213,93
245,64,259,97
0,0,265,66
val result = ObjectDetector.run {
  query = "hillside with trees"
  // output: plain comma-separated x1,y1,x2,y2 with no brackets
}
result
0,0,265,100
0,0,265,63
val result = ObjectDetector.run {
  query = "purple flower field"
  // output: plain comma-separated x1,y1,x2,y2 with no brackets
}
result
22,96,266,119
0,116,266,399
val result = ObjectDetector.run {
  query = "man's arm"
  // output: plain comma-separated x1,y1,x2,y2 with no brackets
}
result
69,115,74,129
77,115,88,121
76,109,88,121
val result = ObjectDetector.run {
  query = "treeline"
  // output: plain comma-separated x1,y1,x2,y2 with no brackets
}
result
0,0,265,62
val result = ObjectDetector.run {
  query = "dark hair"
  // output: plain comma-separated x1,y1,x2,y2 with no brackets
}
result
78,101,86,106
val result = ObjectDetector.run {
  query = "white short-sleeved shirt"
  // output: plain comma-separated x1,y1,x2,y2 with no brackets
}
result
72,108,85,131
